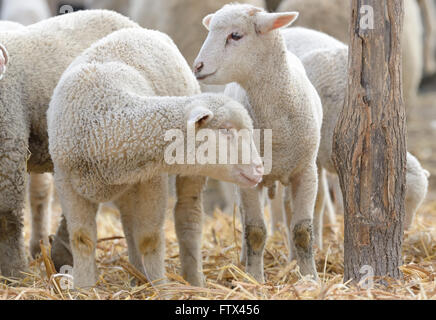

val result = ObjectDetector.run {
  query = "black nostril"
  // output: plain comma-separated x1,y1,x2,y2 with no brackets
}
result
194,62,204,73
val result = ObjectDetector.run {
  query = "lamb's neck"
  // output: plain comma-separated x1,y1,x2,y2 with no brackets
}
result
126,95,208,177
240,34,297,125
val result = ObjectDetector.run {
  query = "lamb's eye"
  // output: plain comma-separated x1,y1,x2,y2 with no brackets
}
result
227,32,243,42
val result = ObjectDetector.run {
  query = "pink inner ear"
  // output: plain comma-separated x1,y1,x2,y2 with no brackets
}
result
272,15,296,30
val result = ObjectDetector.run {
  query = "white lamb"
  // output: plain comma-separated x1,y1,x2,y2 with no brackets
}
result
267,27,430,249
1,0,51,25
0,10,140,279
48,28,264,288
194,4,322,282
277,0,424,109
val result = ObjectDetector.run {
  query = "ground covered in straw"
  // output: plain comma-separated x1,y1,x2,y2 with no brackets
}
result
0,90,435,300
0,194,434,300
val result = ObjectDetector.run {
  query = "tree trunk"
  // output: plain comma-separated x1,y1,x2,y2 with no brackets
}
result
332,0,406,283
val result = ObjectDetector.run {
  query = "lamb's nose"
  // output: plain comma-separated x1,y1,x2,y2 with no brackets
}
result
194,62,204,74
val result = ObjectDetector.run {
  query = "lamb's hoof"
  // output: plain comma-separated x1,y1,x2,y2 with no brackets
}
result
184,272,205,288
51,236,73,272
246,266,265,284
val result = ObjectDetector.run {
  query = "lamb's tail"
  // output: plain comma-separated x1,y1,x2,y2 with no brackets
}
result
423,169,431,178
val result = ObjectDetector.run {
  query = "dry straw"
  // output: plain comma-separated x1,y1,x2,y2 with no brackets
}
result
0,197,434,300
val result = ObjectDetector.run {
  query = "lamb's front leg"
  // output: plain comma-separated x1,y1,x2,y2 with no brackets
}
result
55,176,98,289
115,175,167,285
239,186,267,283
288,163,319,280
174,176,206,287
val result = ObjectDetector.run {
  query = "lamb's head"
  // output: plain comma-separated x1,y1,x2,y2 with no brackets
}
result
194,4,298,85
178,93,264,188
0,43,9,80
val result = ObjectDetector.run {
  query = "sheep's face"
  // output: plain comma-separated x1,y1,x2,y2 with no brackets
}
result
194,4,298,85
182,95,264,188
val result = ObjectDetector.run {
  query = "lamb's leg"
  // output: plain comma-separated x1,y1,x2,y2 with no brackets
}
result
270,182,285,233
313,168,326,250
174,175,206,287
239,186,267,283
51,214,73,271
115,176,168,285
288,164,319,280
0,129,28,279
29,173,53,258
55,176,98,289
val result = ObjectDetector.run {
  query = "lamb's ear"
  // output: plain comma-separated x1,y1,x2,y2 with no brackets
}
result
203,13,214,30
255,12,299,34
0,44,9,79
188,106,214,128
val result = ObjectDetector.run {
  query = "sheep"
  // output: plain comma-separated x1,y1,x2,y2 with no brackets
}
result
272,27,430,248
0,3,58,261
419,0,436,75
1,0,51,25
194,4,323,282
277,0,424,109
47,27,264,288
0,10,140,279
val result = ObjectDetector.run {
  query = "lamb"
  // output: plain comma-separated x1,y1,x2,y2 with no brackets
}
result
47,28,264,288
277,0,424,109
272,27,430,248
194,4,323,282
0,3,57,261
0,10,140,279
1,0,51,25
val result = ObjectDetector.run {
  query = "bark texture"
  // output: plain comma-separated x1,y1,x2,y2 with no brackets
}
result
332,0,406,282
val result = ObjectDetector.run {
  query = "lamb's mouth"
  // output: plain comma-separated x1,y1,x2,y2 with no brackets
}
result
196,70,217,80
239,172,262,187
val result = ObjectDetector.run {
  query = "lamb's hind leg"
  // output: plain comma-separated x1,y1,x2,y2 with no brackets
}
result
313,168,326,250
115,175,168,285
174,176,206,287
239,186,267,283
55,175,98,289
0,128,28,279
29,173,53,258
288,164,319,280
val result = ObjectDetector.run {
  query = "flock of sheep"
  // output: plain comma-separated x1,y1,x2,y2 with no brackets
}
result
0,0,434,290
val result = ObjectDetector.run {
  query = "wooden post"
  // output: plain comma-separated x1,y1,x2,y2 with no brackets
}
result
332,0,406,282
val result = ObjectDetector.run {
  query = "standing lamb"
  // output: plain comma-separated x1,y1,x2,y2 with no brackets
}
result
277,0,424,109
272,27,430,248
194,4,322,282
0,10,140,279
47,28,264,288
